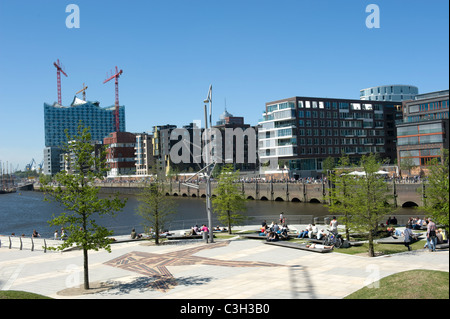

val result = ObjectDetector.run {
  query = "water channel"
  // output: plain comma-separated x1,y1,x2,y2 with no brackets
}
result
0,190,422,238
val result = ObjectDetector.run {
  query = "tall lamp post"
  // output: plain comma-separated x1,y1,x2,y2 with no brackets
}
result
203,85,215,243
181,85,215,243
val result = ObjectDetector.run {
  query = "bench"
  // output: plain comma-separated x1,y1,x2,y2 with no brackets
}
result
265,241,333,253
376,235,423,245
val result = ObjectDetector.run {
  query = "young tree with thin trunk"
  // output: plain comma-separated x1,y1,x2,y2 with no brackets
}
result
212,164,247,234
326,155,353,241
43,125,127,290
423,148,449,231
136,181,176,245
346,153,394,257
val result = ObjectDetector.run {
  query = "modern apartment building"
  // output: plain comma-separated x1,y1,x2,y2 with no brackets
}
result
43,147,62,175
258,96,402,178
360,85,418,102
152,124,177,174
396,90,449,170
135,133,154,176
213,109,258,171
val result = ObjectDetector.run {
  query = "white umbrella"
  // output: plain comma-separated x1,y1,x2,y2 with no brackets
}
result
348,171,366,176
376,170,389,175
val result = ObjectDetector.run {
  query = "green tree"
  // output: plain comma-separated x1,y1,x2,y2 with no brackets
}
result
322,156,336,174
212,164,247,234
423,149,449,231
136,180,176,245
326,155,353,241
43,125,127,290
346,154,394,257
399,152,416,176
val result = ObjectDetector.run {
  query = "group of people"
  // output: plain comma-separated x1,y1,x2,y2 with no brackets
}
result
53,228,67,240
259,219,290,242
296,216,339,240
385,216,398,225
9,228,67,240
189,224,210,235
407,217,428,230
392,218,447,252
422,218,447,252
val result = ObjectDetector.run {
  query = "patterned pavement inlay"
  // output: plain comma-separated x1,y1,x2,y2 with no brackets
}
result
104,241,285,292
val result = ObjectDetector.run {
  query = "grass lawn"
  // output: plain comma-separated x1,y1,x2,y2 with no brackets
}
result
335,239,427,256
345,270,449,299
0,290,52,299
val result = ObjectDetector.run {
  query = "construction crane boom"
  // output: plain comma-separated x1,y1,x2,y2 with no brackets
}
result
53,59,68,105
103,66,123,132
76,83,88,101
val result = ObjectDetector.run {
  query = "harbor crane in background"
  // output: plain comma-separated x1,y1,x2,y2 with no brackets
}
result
25,158,36,171
103,66,123,132
53,59,68,105
76,83,88,101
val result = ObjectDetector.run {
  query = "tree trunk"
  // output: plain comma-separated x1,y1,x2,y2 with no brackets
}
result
227,210,232,234
83,247,89,289
82,212,89,290
368,230,375,257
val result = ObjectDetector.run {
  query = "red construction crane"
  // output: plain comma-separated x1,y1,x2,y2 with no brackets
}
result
103,66,123,132
53,59,68,105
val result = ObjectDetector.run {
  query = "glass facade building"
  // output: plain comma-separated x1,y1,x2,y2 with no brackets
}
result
396,90,449,167
360,85,418,102
44,99,125,147
258,96,402,177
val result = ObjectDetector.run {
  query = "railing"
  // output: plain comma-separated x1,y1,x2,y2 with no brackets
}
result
0,236,61,253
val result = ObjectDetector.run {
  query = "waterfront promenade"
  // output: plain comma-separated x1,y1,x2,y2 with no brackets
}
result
0,225,448,300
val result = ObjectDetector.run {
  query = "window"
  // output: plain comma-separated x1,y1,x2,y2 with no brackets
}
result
397,136,419,146
397,126,418,136
339,102,349,110
419,123,442,134
420,135,443,144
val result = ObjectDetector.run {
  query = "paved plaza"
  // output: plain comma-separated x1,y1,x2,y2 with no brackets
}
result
0,227,448,300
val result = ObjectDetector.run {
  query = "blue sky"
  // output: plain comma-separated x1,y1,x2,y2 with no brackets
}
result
0,0,448,170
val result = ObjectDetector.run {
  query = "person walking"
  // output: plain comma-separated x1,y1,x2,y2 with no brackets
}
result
329,216,338,235
403,225,414,251
427,218,437,252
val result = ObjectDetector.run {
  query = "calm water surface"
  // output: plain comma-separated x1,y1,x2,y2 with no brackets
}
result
0,190,420,238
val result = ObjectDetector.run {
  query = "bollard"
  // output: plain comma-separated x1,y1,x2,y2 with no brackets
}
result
31,237,34,252
202,231,208,243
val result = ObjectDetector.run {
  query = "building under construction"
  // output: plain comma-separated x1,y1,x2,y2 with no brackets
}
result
43,97,126,175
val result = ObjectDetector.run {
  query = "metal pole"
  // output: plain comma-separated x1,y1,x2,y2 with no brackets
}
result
207,98,214,243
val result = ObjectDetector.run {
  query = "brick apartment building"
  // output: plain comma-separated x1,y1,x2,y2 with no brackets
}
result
103,131,136,177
